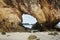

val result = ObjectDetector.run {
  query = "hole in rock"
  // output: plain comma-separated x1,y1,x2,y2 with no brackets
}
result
22,14,37,29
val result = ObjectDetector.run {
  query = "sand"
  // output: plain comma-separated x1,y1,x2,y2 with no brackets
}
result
0,32,60,40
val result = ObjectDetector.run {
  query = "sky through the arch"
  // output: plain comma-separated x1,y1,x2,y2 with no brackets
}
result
22,14,37,24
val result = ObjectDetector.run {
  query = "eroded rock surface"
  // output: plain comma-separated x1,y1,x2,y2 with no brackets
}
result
0,8,25,32
0,0,60,31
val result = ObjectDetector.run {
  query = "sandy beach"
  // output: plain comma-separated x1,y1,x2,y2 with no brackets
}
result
0,32,60,40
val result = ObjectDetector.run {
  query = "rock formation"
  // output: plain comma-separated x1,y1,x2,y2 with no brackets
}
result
32,22,44,31
0,8,25,32
0,0,60,32
31,0,60,31
32,22,60,31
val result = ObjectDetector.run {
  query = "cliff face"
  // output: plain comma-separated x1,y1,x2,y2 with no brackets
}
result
0,0,60,23
0,0,60,32
0,8,25,32
30,0,60,23
31,0,60,31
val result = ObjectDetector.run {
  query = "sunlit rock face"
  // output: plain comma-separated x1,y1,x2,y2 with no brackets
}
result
30,0,60,23
0,8,25,32
1,0,60,23
0,0,60,31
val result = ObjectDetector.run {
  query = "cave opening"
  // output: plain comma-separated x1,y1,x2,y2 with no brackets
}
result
22,14,37,29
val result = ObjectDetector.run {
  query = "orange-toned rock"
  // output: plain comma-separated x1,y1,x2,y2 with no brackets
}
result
0,0,60,31
0,8,25,32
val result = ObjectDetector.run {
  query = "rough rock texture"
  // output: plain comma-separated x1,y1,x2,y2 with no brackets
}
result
0,8,25,32
0,0,60,31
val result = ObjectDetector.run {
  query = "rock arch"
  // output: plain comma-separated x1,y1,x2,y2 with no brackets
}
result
0,0,60,32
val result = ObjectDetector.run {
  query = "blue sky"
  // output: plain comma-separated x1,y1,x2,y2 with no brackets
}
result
22,14,37,24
